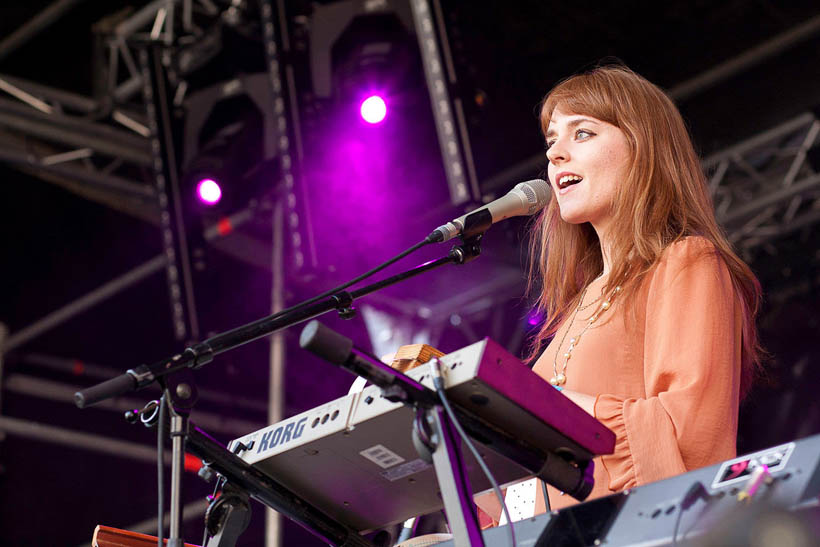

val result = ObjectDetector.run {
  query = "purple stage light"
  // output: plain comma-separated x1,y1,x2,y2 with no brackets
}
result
360,95,387,124
196,178,222,205
527,310,544,326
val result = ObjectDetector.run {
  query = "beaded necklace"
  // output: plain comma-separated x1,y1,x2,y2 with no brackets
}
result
549,283,622,386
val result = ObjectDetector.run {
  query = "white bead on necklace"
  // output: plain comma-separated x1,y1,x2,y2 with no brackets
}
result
549,284,621,386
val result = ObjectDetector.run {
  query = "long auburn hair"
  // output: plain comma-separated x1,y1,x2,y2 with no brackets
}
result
527,65,763,396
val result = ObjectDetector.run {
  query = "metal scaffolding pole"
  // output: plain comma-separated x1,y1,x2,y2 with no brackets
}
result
140,44,200,342
481,17,820,196
13,164,160,224
722,173,820,226
0,415,159,463
0,97,153,165
668,14,820,101
0,0,87,62
410,0,475,204
0,323,7,423
14,352,268,412
0,74,99,113
261,3,289,543
4,374,264,436
0,144,153,199
4,255,168,352
266,201,286,547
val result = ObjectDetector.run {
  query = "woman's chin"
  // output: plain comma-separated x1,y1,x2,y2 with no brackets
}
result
559,210,588,225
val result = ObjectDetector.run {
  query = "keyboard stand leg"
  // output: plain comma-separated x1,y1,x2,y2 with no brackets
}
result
424,406,485,547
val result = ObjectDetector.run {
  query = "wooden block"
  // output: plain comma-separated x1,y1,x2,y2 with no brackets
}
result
92,525,200,547
390,344,445,373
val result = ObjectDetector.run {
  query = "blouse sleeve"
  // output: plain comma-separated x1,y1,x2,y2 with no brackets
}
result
593,237,742,491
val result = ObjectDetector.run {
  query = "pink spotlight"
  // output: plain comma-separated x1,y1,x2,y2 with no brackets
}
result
360,95,387,124
196,178,222,205
526,309,544,326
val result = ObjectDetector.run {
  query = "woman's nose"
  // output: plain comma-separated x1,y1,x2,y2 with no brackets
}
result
547,140,567,164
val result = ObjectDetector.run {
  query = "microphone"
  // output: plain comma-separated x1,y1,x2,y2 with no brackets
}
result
427,179,551,243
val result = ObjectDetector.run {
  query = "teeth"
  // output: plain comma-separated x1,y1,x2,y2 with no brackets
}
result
558,174,583,188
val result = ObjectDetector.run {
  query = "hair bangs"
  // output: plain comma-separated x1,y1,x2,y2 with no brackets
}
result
540,73,621,135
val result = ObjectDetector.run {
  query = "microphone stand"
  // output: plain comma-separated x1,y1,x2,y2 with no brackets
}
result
75,234,485,547
74,233,484,409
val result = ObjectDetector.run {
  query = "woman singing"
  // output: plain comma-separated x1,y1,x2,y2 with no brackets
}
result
479,64,763,522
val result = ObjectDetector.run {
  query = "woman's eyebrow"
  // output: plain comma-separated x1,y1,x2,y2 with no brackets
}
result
545,118,600,139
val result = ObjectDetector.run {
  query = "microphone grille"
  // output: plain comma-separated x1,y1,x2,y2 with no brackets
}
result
521,184,536,204
521,179,551,214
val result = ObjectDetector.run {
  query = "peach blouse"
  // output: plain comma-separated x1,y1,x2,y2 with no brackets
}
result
531,236,742,511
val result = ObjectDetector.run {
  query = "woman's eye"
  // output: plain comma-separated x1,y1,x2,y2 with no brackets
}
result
545,140,556,150
576,129,594,140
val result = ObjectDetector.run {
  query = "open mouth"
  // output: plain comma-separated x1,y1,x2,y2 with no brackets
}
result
558,174,583,189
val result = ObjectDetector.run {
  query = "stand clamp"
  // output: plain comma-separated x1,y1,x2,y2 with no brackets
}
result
204,483,252,547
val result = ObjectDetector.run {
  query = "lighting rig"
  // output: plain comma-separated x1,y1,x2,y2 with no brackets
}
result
2,2,820,546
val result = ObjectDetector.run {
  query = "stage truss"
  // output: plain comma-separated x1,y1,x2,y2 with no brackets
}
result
0,2,819,545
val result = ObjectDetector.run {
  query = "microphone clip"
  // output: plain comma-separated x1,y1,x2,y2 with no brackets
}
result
449,232,483,265
459,208,492,240
427,206,493,244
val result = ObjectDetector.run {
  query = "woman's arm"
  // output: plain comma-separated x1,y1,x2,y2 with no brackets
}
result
579,238,742,491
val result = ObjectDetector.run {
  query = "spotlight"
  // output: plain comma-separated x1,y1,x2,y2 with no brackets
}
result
526,309,544,327
360,95,387,124
182,73,284,217
196,178,223,205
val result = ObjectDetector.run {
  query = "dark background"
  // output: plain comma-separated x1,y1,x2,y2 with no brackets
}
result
1,1,819,545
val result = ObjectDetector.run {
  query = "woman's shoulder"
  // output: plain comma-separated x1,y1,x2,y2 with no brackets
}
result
648,235,726,285
658,235,720,266
635,236,735,313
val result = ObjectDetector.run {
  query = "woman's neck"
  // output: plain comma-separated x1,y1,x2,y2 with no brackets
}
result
594,224,614,277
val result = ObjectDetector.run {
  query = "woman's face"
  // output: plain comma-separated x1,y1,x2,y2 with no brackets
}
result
545,107,632,237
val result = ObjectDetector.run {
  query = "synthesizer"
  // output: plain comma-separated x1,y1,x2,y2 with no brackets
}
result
434,433,820,546
228,337,615,532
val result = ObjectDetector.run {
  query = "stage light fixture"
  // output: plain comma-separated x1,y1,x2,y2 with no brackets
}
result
196,178,223,205
360,95,387,124
526,309,544,327
299,1,460,279
182,80,273,216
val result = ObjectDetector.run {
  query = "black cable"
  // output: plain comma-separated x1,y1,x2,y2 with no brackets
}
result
671,504,685,547
541,479,551,513
432,372,516,547
157,393,167,547
672,481,710,546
